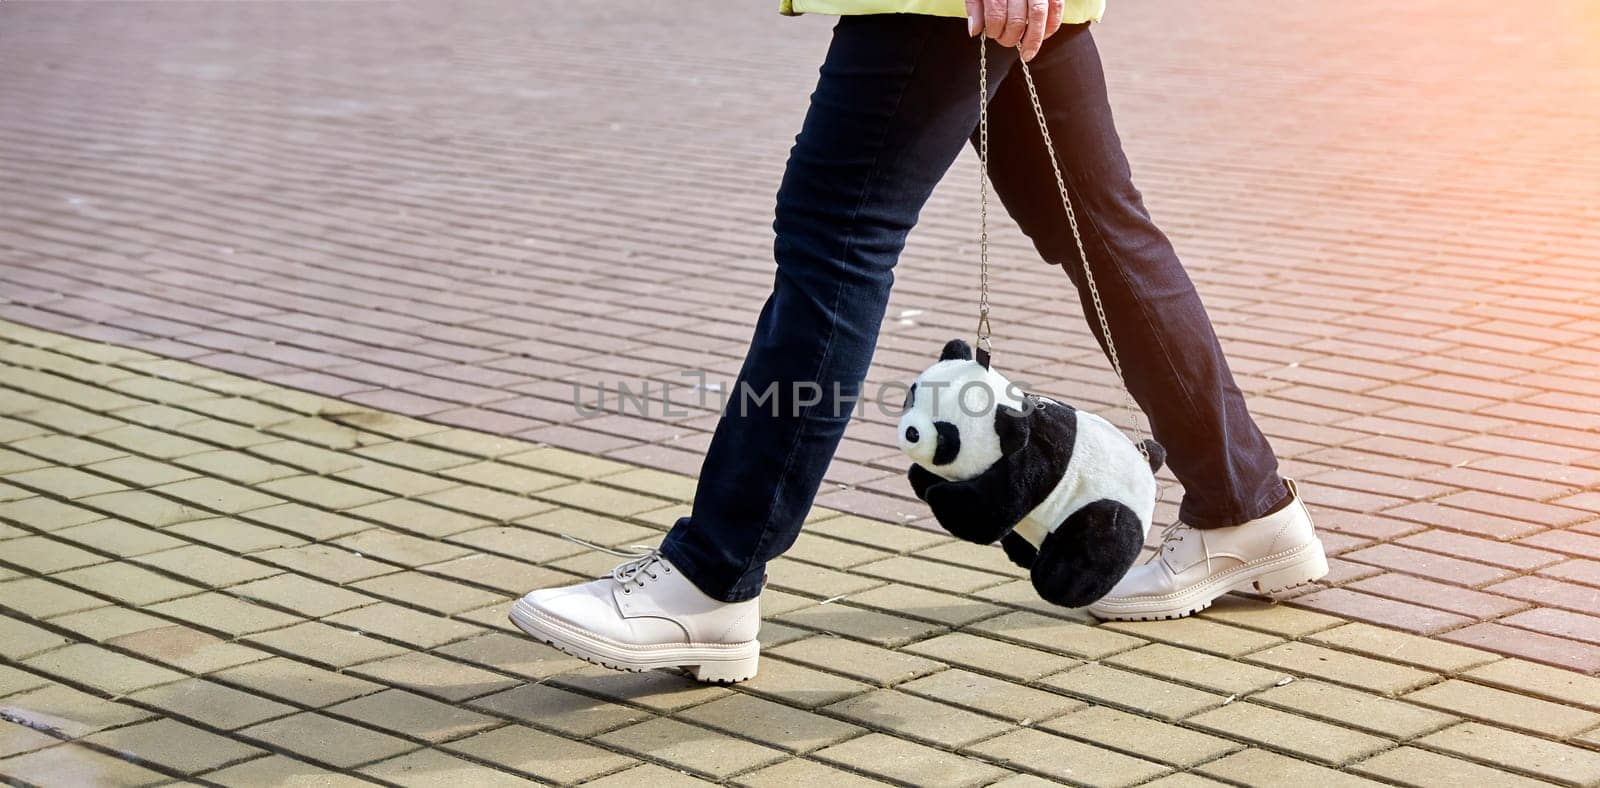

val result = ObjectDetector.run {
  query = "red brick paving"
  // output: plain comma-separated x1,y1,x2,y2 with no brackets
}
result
2,1,1599,671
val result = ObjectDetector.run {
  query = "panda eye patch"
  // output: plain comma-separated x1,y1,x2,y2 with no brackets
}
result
904,383,917,410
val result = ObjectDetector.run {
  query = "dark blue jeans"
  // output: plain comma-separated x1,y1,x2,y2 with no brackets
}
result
660,15,1286,603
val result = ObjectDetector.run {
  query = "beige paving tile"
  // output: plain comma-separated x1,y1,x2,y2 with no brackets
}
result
441,525,583,564
902,631,1078,681
843,583,1006,627
681,692,865,754
1042,705,1243,767
246,618,412,669
765,557,884,599
853,555,1009,594
10,434,123,466
51,560,201,607
109,624,273,674
427,554,579,596
1105,642,1289,696
735,757,895,788
323,602,484,649
0,743,168,786
424,486,554,522
52,517,186,557
777,601,946,649
1406,677,1600,737
506,446,629,478
595,717,787,779
468,682,648,738
739,657,873,709
1252,679,1456,740
1351,745,1556,788
536,482,666,518
416,430,531,460
1102,615,1282,658
1189,701,1391,766
0,665,48,698
205,753,382,786
596,467,696,501
4,466,128,499
443,723,637,783
770,636,943,687
1197,748,1385,787
1246,641,1437,694
84,717,263,774
240,711,418,769
76,489,210,528
783,532,894,569
0,615,73,659
352,441,473,471
214,656,383,708
516,508,660,547
0,497,103,530
1463,657,1600,712
128,678,296,730
0,720,61,759
0,535,105,572
359,747,542,787
1040,663,1226,722
807,515,953,553
971,611,1146,660
914,540,1030,578
253,544,397,584
433,632,588,681
1123,775,1231,788
133,543,281,587
244,502,373,541
0,684,153,737
176,448,301,485
825,688,1011,748
545,665,731,713
1308,622,1500,674
900,668,1083,724
147,591,302,636
441,460,566,494
582,762,718,787
346,651,519,703
334,530,471,568
23,642,186,695
167,516,307,553
230,573,378,618
816,731,1011,787
258,475,391,511
86,455,198,487
967,727,1170,787
328,688,500,743
351,571,505,615
154,476,283,514
1418,722,1600,785
346,498,492,539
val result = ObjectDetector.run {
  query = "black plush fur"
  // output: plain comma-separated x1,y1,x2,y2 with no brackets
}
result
1030,499,1147,607
907,399,1077,546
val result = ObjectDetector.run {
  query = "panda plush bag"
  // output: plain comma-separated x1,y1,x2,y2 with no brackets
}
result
898,42,1165,608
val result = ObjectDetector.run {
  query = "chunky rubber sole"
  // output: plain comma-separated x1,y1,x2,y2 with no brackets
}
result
508,598,759,683
1086,538,1329,622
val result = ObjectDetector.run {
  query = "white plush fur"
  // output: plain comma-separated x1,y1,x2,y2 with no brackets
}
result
1012,404,1156,549
897,358,1024,481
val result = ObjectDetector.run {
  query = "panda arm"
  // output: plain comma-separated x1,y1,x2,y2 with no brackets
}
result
919,438,1053,545
907,463,942,502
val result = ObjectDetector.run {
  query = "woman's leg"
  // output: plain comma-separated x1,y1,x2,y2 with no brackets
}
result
978,24,1288,528
659,16,1020,601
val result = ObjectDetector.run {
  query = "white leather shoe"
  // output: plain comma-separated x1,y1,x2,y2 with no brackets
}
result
1087,479,1328,621
509,549,760,683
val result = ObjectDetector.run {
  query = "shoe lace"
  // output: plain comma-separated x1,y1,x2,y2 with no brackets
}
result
1152,520,1191,560
558,534,671,594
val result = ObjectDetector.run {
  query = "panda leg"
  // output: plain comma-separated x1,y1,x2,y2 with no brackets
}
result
1000,531,1038,569
1030,499,1146,608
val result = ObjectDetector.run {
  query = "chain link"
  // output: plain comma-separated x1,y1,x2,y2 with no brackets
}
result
977,38,1151,465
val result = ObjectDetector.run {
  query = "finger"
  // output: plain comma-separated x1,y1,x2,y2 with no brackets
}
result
1020,0,1047,60
1044,0,1063,39
966,0,983,36
999,0,1027,46
984,0,1007,40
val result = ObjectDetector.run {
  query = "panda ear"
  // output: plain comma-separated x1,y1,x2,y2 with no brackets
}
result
995,403,1030,455
940,339,973,362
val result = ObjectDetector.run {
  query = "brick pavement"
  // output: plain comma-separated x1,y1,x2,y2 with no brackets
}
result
0,0,1598,682
8,320,1600,786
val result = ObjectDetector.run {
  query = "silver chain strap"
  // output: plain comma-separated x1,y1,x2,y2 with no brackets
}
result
977,38,1151,465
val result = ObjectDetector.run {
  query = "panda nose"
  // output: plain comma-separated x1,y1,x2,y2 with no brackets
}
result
904,426,920,444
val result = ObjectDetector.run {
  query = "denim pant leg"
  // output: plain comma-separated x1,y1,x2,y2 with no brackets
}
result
980,25,1287,528
660,17,1017,602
